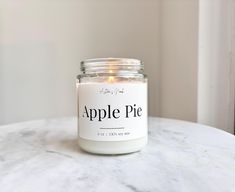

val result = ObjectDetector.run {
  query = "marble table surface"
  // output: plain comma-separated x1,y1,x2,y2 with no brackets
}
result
0,117,235,192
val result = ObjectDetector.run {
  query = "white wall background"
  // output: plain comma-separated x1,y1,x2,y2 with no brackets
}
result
0,0,234,134
0,0,161,124
160,0,198,122
197,0,235,133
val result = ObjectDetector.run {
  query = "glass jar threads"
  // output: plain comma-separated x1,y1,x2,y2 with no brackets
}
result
76,58,148,154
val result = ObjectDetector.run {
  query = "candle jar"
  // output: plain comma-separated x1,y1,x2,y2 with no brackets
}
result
76,58,148,154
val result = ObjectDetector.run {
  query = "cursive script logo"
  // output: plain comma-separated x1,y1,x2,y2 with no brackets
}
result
99,88,124,95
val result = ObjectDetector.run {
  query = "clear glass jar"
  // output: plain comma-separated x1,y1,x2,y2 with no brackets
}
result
76,58,148,154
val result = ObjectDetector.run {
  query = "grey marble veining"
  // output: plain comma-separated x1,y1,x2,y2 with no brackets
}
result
0,117,235,192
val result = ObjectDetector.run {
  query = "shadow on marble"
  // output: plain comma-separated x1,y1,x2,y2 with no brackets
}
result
45,137,86,155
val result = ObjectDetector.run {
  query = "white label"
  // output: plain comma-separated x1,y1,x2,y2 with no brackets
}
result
78,82,147,141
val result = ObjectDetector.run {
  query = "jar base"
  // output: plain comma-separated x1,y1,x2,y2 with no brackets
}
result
78,136,147,155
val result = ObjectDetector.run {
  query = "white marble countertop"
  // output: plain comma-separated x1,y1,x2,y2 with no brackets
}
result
0,117,235,192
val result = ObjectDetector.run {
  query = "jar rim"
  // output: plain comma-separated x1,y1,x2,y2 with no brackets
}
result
80,58,144,75
81,57,142,65
81,57,142,69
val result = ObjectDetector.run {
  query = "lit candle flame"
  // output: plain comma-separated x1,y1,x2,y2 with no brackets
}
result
108,76,114,83
108,70,115,83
